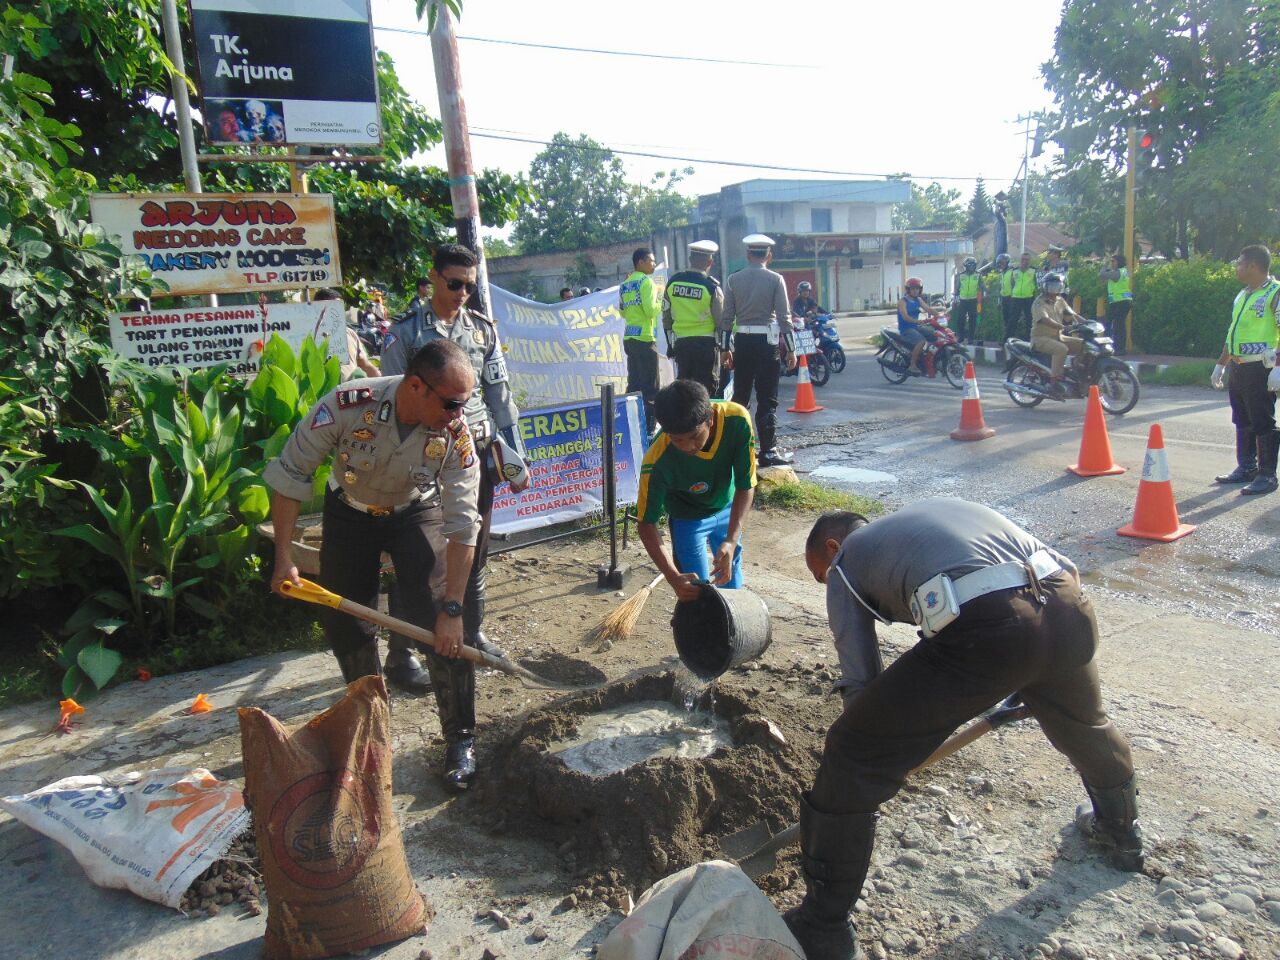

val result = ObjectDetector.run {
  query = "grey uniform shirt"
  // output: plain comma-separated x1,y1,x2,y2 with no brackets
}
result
826,499,1077,695
262,377,482,545
723,262,792,333
380,306,519,447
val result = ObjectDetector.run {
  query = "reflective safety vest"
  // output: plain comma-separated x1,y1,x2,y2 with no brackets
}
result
999,269,1014,298
1107,268,1133,303
958,273,981,299
1226,279,1280,358
666,271,717,338
1011,268,1038,298
620,270,658,342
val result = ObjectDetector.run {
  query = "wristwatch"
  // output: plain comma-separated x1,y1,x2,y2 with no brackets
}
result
442,599,464,618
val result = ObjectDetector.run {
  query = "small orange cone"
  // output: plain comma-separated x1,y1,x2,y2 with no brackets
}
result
1068,385,1127,476
787,353,824,413
950,362,995,440
1117,424,1195,542
189,693,214,714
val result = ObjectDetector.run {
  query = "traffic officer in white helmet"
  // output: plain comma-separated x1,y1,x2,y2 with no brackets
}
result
724,234,796,467
662,239,730,397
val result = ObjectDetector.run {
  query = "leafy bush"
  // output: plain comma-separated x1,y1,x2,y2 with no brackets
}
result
1066,261,1104,318
1132,258,1240,357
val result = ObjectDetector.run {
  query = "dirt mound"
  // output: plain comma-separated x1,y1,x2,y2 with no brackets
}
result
478,672,810,892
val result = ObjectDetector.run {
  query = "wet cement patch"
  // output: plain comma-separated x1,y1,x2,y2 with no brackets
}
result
479,672,808,891
549,701,731,777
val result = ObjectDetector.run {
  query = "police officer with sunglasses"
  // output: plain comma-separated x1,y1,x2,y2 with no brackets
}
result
381,244,529,699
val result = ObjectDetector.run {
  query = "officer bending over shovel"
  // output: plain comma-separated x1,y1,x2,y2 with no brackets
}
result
785,498,1144,960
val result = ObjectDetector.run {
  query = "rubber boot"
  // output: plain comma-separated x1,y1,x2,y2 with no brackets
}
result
1241,432,1278,495
1075,774,1145,872
1215,429,1257,483
464,593,506,660
427,653,478,793
782,794,876,960
383,645,432,695
335,643,381,684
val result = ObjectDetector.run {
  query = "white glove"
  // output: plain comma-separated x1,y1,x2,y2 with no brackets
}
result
1269,366,1280,393
1265,347,1277,369
1211,364,1226,390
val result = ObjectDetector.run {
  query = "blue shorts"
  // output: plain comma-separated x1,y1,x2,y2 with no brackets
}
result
670,505,743,589
898,325,927,347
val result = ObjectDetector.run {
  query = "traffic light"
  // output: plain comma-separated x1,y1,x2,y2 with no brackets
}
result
1135,128,1155,163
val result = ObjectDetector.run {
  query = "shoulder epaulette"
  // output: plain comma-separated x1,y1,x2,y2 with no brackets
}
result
335,387,376,409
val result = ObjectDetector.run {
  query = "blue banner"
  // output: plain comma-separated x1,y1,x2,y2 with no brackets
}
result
492,393,648,535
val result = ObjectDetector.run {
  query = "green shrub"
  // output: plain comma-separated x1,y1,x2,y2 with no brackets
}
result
1132,258,1240,358
1066,261,1104,318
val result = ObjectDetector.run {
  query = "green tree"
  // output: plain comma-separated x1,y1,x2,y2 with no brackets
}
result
965,178,994,236
1042,0,1280,258
891,178,966,231
512,133,695,253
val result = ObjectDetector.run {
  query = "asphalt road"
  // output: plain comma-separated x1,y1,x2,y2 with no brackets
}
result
769,312,1280,628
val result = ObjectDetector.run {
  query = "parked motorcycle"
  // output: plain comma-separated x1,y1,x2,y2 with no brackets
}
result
875,314,970,389
356,309,389,357
808,313,846,373
1002,320,1139,415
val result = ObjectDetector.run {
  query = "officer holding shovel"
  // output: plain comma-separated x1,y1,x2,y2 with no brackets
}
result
265,339,486,792
787,499,1145,960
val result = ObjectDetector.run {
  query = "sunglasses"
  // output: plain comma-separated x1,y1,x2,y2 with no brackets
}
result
422,378,468,411
443,278,478,294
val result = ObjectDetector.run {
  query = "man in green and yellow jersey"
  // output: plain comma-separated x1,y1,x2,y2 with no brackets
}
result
636,380,758,601
620,247,661,434
1212,244,1280,496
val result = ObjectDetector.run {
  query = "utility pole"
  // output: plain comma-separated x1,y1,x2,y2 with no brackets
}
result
160,0,216,306
1124,126,1138,353
1014,113,1036,254
160,0,200,194
430,6,491,317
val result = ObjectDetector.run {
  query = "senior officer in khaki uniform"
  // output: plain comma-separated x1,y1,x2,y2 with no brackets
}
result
724,234,796,467
266,339,485,791
381,243,529,695
662,239,731,397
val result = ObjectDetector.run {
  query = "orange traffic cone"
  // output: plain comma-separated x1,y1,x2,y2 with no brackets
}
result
1117,424,1195,542
1068,385,1126,476
787,353,824,413
950,362,995,440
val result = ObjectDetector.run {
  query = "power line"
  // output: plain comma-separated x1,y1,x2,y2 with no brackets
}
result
468,132,988,182
373,25,812,68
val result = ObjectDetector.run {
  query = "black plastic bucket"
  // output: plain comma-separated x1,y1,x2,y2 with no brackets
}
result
672,585,773,680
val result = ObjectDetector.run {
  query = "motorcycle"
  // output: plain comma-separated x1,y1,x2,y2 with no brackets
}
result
875,314,970,389
1002,320,1139,415
779,322,831,386
808,313,846,373
356,309,389,357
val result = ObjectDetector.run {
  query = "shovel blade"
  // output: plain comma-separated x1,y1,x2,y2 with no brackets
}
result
718,821,776,862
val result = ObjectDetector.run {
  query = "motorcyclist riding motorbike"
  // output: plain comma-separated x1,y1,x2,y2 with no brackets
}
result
793,281,821,324
1030,273,1083,398
898,278,946,376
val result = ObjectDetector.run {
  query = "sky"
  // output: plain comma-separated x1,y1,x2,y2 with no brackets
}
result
368,0,1066,214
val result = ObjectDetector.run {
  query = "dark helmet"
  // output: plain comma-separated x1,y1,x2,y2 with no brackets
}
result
963,256,977,270
1042,273,1064,293
995,253,1011,266
798,281,812,292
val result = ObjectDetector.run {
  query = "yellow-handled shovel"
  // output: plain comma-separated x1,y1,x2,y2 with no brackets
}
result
280,577,568,690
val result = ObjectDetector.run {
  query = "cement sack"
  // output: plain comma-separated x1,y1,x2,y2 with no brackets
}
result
0,767,248,909
598,860,804,960
239,675,427,960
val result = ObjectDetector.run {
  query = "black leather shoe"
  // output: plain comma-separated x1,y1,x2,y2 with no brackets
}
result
758,449,794,468
1215,465,1258,484
468,631,507,660
1241,473,1278,495
383,647,432,695
443,734,476,793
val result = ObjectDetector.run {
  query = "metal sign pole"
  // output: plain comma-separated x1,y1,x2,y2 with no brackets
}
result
596,384,626,589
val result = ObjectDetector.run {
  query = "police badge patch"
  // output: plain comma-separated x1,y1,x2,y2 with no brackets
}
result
351,427,376,442
448,419,476,468
425,437,446,460
336,387,375,409
362,410,376,425
310,403,335,429
378,400,392,422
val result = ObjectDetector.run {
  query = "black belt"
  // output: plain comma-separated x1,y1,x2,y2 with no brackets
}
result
328,479,425,517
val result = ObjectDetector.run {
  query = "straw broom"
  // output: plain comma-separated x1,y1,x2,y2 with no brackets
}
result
586,573,664,650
